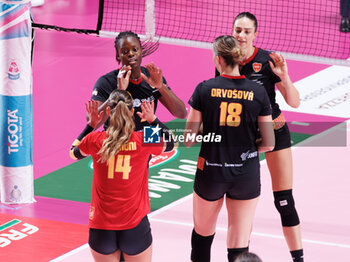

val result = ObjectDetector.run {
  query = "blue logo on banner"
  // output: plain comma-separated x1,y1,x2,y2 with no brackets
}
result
143,125,161,143
0,95,33,167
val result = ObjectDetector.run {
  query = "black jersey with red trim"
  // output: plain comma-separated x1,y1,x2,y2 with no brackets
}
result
239,47,281,119
215,47,281,119
91,66,167,131
188,75,272,182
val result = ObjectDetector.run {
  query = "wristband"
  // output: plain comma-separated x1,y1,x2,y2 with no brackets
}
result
70,146,86,160
77,124,94,141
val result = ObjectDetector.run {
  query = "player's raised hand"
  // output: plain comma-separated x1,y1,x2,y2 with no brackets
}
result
137,100,156,123
86,100,104,128
117,65,132,90
269,53,288,78
141,63,164,90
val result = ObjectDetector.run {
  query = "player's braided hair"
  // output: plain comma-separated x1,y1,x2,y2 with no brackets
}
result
114,31,159,58
98,90,135,163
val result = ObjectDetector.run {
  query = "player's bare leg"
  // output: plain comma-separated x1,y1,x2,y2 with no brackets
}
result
266,148,304,261
123,244,152,262
90,248,121,262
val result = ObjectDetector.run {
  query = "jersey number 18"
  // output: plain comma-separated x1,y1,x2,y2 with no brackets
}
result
219,102,242,127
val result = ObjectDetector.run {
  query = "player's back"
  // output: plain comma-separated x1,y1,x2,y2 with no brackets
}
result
192,74,271,180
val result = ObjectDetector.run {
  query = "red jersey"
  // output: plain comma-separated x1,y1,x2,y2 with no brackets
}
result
78,131,163,230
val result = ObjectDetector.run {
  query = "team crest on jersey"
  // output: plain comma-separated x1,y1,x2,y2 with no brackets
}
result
252,62,262,73
89,206,95,220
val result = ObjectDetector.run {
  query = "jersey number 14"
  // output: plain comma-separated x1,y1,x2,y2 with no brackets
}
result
108,155,131,179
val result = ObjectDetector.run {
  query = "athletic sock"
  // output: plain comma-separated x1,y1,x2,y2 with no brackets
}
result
290,249,304,262
227,247,248,262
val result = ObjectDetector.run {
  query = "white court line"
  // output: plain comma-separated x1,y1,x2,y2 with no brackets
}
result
290,121,310,126
148,194,193,218
50,243,89,262
149,218,350,249
49,194,195,261
292,120,348,147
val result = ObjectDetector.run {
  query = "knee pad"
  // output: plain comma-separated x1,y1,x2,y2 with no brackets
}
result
274,189,300,227
191,229,215,262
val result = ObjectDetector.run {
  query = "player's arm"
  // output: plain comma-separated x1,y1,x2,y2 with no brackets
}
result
86,68,131,129
137,101,177,152
141,63,187,119
269,53,300,108
183,107,202,148
70,100,104,160
256,114,275,153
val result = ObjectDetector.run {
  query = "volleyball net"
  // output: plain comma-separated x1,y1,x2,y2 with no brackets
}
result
31,0,350,66
96,0,350,66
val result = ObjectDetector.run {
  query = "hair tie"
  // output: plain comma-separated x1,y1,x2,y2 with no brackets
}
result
109,97,126,109
117,98,125,104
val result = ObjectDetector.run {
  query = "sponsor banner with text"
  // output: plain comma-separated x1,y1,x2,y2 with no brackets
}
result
0,1,34,203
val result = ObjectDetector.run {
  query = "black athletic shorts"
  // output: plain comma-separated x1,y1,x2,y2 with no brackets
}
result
272,122,292,151
88,215,152,256
194,170,261,201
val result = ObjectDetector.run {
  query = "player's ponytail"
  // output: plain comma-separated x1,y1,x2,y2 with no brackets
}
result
213,35,243,67
98,90,135,163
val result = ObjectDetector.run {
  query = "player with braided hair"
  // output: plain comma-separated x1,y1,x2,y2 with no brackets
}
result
91,30,186,131
70,89,176,262
82,30,185,262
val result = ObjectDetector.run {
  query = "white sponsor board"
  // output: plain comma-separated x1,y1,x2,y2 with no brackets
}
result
277,65,350,118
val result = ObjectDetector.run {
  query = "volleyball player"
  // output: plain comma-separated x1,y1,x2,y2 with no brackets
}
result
185,35,275,262
86,30,185,262
70,90,176,262
230,12,304,262
90,30,186,131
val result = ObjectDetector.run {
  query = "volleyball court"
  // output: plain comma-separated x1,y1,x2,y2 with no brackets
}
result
1,0,350,261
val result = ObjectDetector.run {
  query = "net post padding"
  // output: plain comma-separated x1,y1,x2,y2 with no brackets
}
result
0,0,35,204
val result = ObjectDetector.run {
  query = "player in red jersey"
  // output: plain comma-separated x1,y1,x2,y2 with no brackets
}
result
70,89,175,262
232,12,303,262
186,35,275,262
